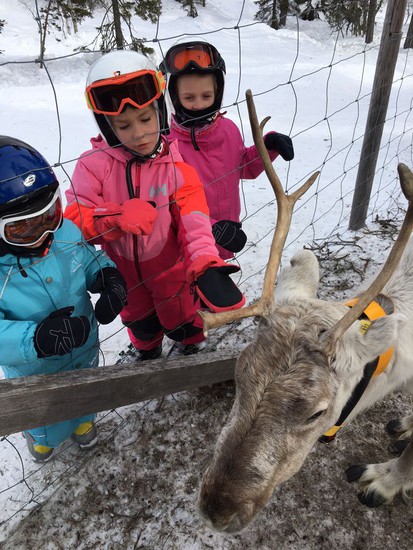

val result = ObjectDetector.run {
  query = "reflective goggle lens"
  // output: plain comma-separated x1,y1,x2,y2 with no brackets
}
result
164,43,220,74
86,70,165,115
1,191,62,246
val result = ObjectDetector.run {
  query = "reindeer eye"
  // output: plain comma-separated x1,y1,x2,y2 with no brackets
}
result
306,410,325,423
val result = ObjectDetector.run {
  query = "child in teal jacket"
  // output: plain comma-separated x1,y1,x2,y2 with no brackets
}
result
0,136,127,461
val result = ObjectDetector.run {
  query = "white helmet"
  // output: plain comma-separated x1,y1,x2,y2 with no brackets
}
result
85,50,169,153
86,50,157,88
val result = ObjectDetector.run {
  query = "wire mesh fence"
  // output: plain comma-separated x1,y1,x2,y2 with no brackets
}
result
0,2,412,544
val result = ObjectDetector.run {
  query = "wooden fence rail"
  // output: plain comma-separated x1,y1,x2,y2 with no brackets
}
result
0,349,242,437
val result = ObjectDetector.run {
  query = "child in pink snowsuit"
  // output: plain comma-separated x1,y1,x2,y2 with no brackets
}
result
65,50,245,361
160,40,295,260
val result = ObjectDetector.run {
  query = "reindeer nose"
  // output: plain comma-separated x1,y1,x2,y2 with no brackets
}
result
200,511,241,533
223,513,244,534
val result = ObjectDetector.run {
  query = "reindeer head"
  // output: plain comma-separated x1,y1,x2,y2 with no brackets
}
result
197,90,413,533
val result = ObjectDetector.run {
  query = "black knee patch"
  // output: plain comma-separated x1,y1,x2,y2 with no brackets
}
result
126,313,162,341
164,322,203,342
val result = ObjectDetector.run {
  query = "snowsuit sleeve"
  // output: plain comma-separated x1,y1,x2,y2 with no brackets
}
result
170,161,222,269
0,315,39,368
239,131,279,180
65,156,123,243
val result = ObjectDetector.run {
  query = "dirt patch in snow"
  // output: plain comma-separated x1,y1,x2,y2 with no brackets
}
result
3,382,413,550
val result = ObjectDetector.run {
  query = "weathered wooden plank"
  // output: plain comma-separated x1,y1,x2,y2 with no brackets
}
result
0,349,242,436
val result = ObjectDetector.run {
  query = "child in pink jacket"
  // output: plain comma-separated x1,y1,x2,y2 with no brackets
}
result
65,50,245,361
160,40,294,260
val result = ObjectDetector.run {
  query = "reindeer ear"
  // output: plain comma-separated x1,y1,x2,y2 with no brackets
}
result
337,313,405,370
276,249,320,301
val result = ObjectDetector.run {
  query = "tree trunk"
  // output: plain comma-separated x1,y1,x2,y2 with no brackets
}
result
38,0,54,69
404,12,413,48
280,0,289,27
365,0,377,43
112,0,124,49
271,0,279,30
188,1,198,18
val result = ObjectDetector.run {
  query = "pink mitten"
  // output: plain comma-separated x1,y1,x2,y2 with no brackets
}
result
93,199,158,238
116,198,158,235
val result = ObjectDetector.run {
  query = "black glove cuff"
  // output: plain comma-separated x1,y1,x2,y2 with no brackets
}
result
90,266,125,294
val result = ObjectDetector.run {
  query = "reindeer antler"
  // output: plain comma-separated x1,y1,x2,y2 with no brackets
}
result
323,163,413,356
199,89,320,334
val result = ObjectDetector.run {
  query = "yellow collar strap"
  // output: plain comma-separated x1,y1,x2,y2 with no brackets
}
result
345,298,394,377
321,297,394,442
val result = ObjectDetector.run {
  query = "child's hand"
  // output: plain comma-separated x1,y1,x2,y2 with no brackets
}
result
264,132,294,161
93,199,158,238
34,307,90,358
188,257,245,313
212,220,247,253
195,265,245,312
117,199,158,235
90,267,128,325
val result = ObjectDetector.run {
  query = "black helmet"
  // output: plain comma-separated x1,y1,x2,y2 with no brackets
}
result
160,39,226,128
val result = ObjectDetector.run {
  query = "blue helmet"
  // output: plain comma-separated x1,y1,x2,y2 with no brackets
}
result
0,136,58,216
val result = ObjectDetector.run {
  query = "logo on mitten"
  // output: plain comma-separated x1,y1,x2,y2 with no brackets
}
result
50,319,77,355
111,282,128,304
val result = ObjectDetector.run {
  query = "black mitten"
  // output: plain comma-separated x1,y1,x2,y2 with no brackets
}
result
34,306,90,358
264,133,294,161
90,267,127,325
212,220,247,253
195,266,245,313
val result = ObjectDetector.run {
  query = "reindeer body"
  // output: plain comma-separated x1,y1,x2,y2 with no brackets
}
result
198,245,413,533
197,92,413,534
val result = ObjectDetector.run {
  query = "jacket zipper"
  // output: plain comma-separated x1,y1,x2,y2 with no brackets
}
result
126,157,143,282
